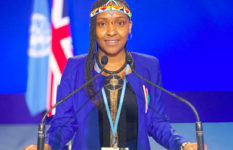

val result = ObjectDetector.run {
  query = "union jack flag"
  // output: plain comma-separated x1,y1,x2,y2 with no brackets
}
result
48,0,73,116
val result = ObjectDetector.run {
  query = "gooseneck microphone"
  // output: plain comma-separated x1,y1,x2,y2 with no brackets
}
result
126,54,204,150
37,56,108,150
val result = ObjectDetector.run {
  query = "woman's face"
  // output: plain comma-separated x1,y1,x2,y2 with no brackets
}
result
96,10,132,56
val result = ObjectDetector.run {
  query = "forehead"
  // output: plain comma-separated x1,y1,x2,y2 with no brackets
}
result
96,10,128,20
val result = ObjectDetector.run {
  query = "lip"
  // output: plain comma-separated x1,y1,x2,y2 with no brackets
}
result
104,40,120,46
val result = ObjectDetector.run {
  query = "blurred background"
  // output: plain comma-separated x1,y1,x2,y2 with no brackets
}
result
0,0,233,149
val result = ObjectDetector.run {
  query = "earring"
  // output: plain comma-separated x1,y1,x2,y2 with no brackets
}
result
128,33,132,40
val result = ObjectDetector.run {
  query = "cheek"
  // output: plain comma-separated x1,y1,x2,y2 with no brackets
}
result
118,26,130,39
96,30,106,49
119,30,129,40
96,26,105,36
96,29,105,42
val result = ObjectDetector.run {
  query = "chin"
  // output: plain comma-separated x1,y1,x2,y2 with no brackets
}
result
98,45,124,56
104,48,125,56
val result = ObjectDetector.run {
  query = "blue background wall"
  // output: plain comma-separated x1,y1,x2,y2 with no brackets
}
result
0,0,233,123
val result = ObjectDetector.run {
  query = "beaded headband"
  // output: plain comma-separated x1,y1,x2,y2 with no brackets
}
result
90,0,132,18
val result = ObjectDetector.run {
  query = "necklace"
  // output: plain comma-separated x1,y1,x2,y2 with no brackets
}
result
95,53,127,74
104,74,124,91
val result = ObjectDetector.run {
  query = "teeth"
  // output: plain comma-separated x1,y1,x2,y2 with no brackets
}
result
105,40,119,45
106,40,118,43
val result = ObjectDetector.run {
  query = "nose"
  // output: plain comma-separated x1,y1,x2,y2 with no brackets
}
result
107,22,117,36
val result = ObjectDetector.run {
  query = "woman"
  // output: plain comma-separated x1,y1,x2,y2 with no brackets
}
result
25,0,206,149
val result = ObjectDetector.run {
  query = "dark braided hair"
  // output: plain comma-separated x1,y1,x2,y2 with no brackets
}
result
85,0,131,105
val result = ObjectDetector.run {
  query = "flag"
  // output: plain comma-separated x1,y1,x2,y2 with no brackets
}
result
26,0,73,116
26,0,51,115
48,0,73,116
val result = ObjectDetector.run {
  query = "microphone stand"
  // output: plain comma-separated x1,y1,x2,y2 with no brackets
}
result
37,56,108,150
127,57,204,150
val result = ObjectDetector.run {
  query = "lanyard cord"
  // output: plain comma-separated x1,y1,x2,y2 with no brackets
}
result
96,62,129,145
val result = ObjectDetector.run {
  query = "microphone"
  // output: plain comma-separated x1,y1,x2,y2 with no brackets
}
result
126,54,205,150
37,56,108,150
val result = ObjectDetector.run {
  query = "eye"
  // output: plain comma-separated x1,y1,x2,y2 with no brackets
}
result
97,22,106,27
117,20,125,26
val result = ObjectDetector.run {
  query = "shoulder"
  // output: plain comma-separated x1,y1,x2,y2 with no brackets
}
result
67,54,87,65
65,54,87,70
131,52,159,69
61,54,87,79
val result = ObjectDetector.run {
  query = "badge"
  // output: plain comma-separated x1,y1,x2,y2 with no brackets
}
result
142,85,150,113
101,147,129,150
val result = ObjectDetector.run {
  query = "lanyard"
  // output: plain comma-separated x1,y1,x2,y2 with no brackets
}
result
96,63,129,145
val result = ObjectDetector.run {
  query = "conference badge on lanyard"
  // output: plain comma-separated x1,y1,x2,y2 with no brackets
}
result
101,148,129,150
142,85,150,113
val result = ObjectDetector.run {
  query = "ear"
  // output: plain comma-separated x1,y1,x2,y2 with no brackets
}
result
128,21,133,34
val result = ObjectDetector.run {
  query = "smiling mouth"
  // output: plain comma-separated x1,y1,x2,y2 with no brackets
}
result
105,40,120,45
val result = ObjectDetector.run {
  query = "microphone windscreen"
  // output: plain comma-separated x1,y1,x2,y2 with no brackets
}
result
101,56,108,65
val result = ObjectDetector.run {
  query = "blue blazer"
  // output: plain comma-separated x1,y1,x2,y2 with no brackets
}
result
47,52,187,150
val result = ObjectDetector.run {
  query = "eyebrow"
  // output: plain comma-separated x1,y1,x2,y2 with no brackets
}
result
96,16,127,20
